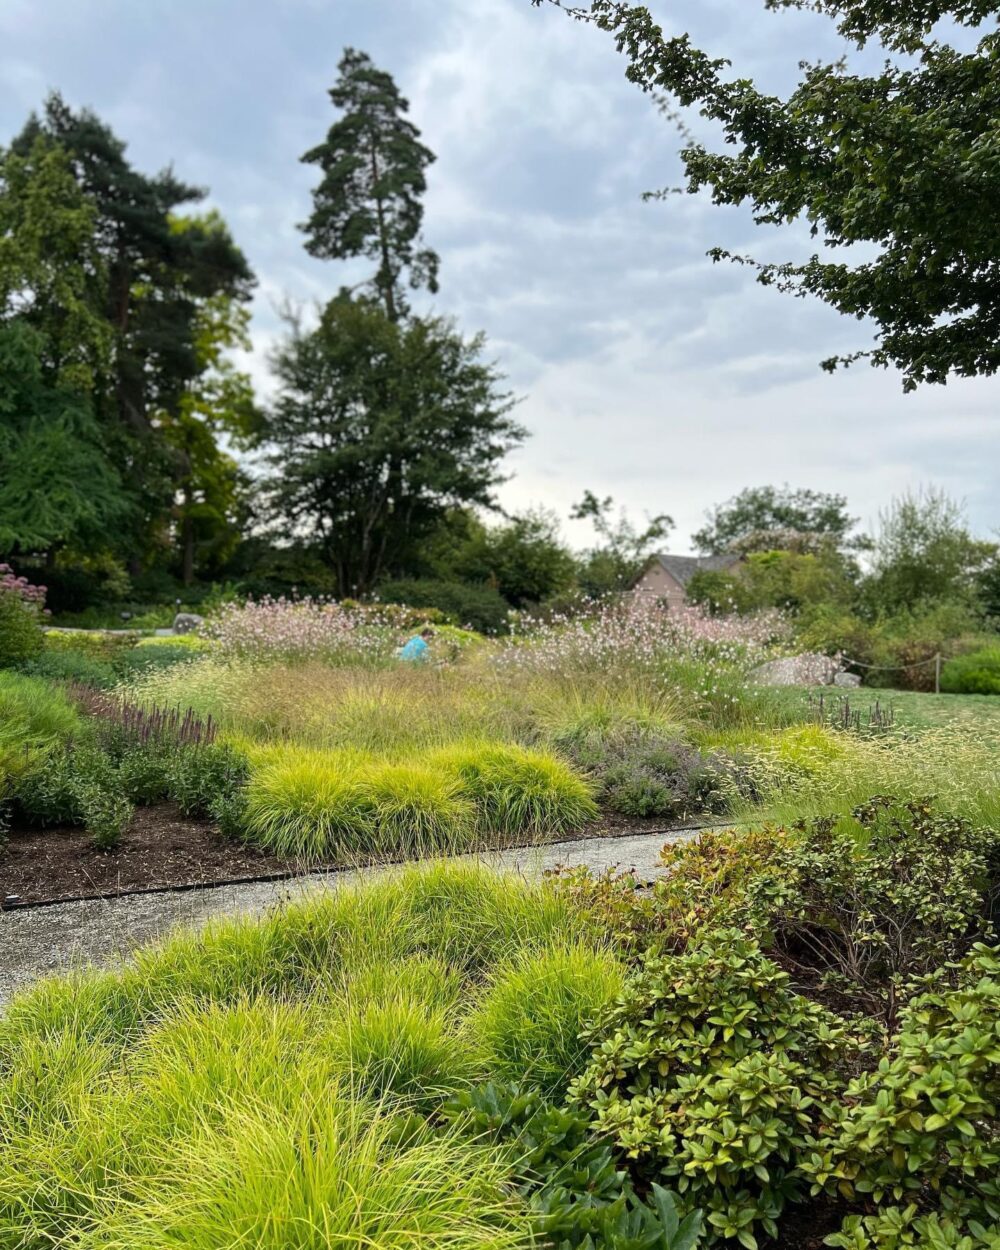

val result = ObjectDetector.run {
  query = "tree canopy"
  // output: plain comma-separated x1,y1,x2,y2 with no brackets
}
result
301,48,439,322
864,487,996,614
0,94,255,580
532,0,1000,390
261,298,523,597
693,485,866,557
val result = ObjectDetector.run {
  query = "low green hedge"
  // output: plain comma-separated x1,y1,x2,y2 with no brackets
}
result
941,646,1000,695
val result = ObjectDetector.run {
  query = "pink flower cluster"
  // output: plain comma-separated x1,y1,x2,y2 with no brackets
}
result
499,597,789,676
0,563,49,611
200,596,403,662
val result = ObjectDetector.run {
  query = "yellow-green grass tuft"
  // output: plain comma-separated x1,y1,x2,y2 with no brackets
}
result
242,749,378,858
427,740,598,836
0,671,82,785
467,942,627,1098
0,862,594,1056
360,759,474,850
0,862,600,1250
321,996,475,1109
88,1093,530,1250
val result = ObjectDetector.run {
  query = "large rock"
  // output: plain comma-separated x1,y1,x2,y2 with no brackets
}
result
172,612,204,635
751,652,841,687
833,671,862,689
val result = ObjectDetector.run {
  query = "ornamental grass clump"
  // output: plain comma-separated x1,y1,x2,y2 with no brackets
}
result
0,862,597,1250
239,741,596,861
427,740,598,836
92,1093,529,1250
322,996,474,1109
742,725,1000,834
468,942,627,1098
241,748,378,858
0,671,82,789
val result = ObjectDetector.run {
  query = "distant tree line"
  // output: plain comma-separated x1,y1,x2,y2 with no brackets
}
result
2,42,1000,641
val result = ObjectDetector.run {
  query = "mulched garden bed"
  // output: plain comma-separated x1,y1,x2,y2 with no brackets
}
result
2,804,290,905
2,805,697,907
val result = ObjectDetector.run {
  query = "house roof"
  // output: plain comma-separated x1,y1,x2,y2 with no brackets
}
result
647,553,741,587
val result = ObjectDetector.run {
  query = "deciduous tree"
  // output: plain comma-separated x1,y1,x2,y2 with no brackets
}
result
693,485,866,557
532,0,1000,389
572,490,673,594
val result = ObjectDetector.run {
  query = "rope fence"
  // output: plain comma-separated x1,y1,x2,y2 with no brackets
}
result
840,651,943,693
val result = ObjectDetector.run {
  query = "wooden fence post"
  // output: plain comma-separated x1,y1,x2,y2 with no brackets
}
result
935,653,941,695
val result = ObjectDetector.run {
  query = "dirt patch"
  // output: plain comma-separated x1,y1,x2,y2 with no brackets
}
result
1,804,291,904
2,805,700,907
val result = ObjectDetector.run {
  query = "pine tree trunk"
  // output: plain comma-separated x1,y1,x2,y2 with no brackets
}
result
181,488,195,586
369,145,397,322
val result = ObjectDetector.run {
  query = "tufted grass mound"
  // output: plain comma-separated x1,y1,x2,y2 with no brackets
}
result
0,862,607,1249
467,942,627,1098
238,740,595,860
426,741,599,837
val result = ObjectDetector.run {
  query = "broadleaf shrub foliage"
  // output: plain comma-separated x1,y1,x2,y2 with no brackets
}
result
443,1082,703,1249
569,929,853,1248
741,798,1000,1024
0,563,47,667
810,944,1000,1250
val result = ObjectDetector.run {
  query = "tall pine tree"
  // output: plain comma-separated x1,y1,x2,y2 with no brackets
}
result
300,49,439,321
4,94,255,576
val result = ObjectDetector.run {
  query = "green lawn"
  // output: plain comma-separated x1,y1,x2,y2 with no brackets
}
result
773,684,1000,736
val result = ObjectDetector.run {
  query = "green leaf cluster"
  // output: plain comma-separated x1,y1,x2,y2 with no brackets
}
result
540,0,1000,389
808,944,1000,1248
570,930,852,1247
443,1082,703,1249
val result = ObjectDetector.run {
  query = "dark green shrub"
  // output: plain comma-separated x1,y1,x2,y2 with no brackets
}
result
570,929,852,1247
117,746,172,805
14,760,81,826
209,787,251,839
942,647,1000,695
14,741,164,825
13,749,89,826
167,743,250,819
17,650,117,688
443,1083,703,1249
742,798,1000,1024
377,578,510,634
0,567,44,667
808,944,1000,1249
112,644,201,679
78,785,133,850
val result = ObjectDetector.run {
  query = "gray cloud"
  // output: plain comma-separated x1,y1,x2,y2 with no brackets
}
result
1,0,996,549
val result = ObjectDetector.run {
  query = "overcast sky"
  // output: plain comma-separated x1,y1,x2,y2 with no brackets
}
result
2,0,996,551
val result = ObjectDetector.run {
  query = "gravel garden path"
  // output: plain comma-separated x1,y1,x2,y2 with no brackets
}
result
1,826,704,1008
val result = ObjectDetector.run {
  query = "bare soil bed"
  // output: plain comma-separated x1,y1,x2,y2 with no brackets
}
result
2,804,289,905
2,805,689,906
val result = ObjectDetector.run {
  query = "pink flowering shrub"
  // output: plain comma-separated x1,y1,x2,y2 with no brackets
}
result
499,598,791,725
200,596,406,664
500,598,787,674
0,563,48,666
